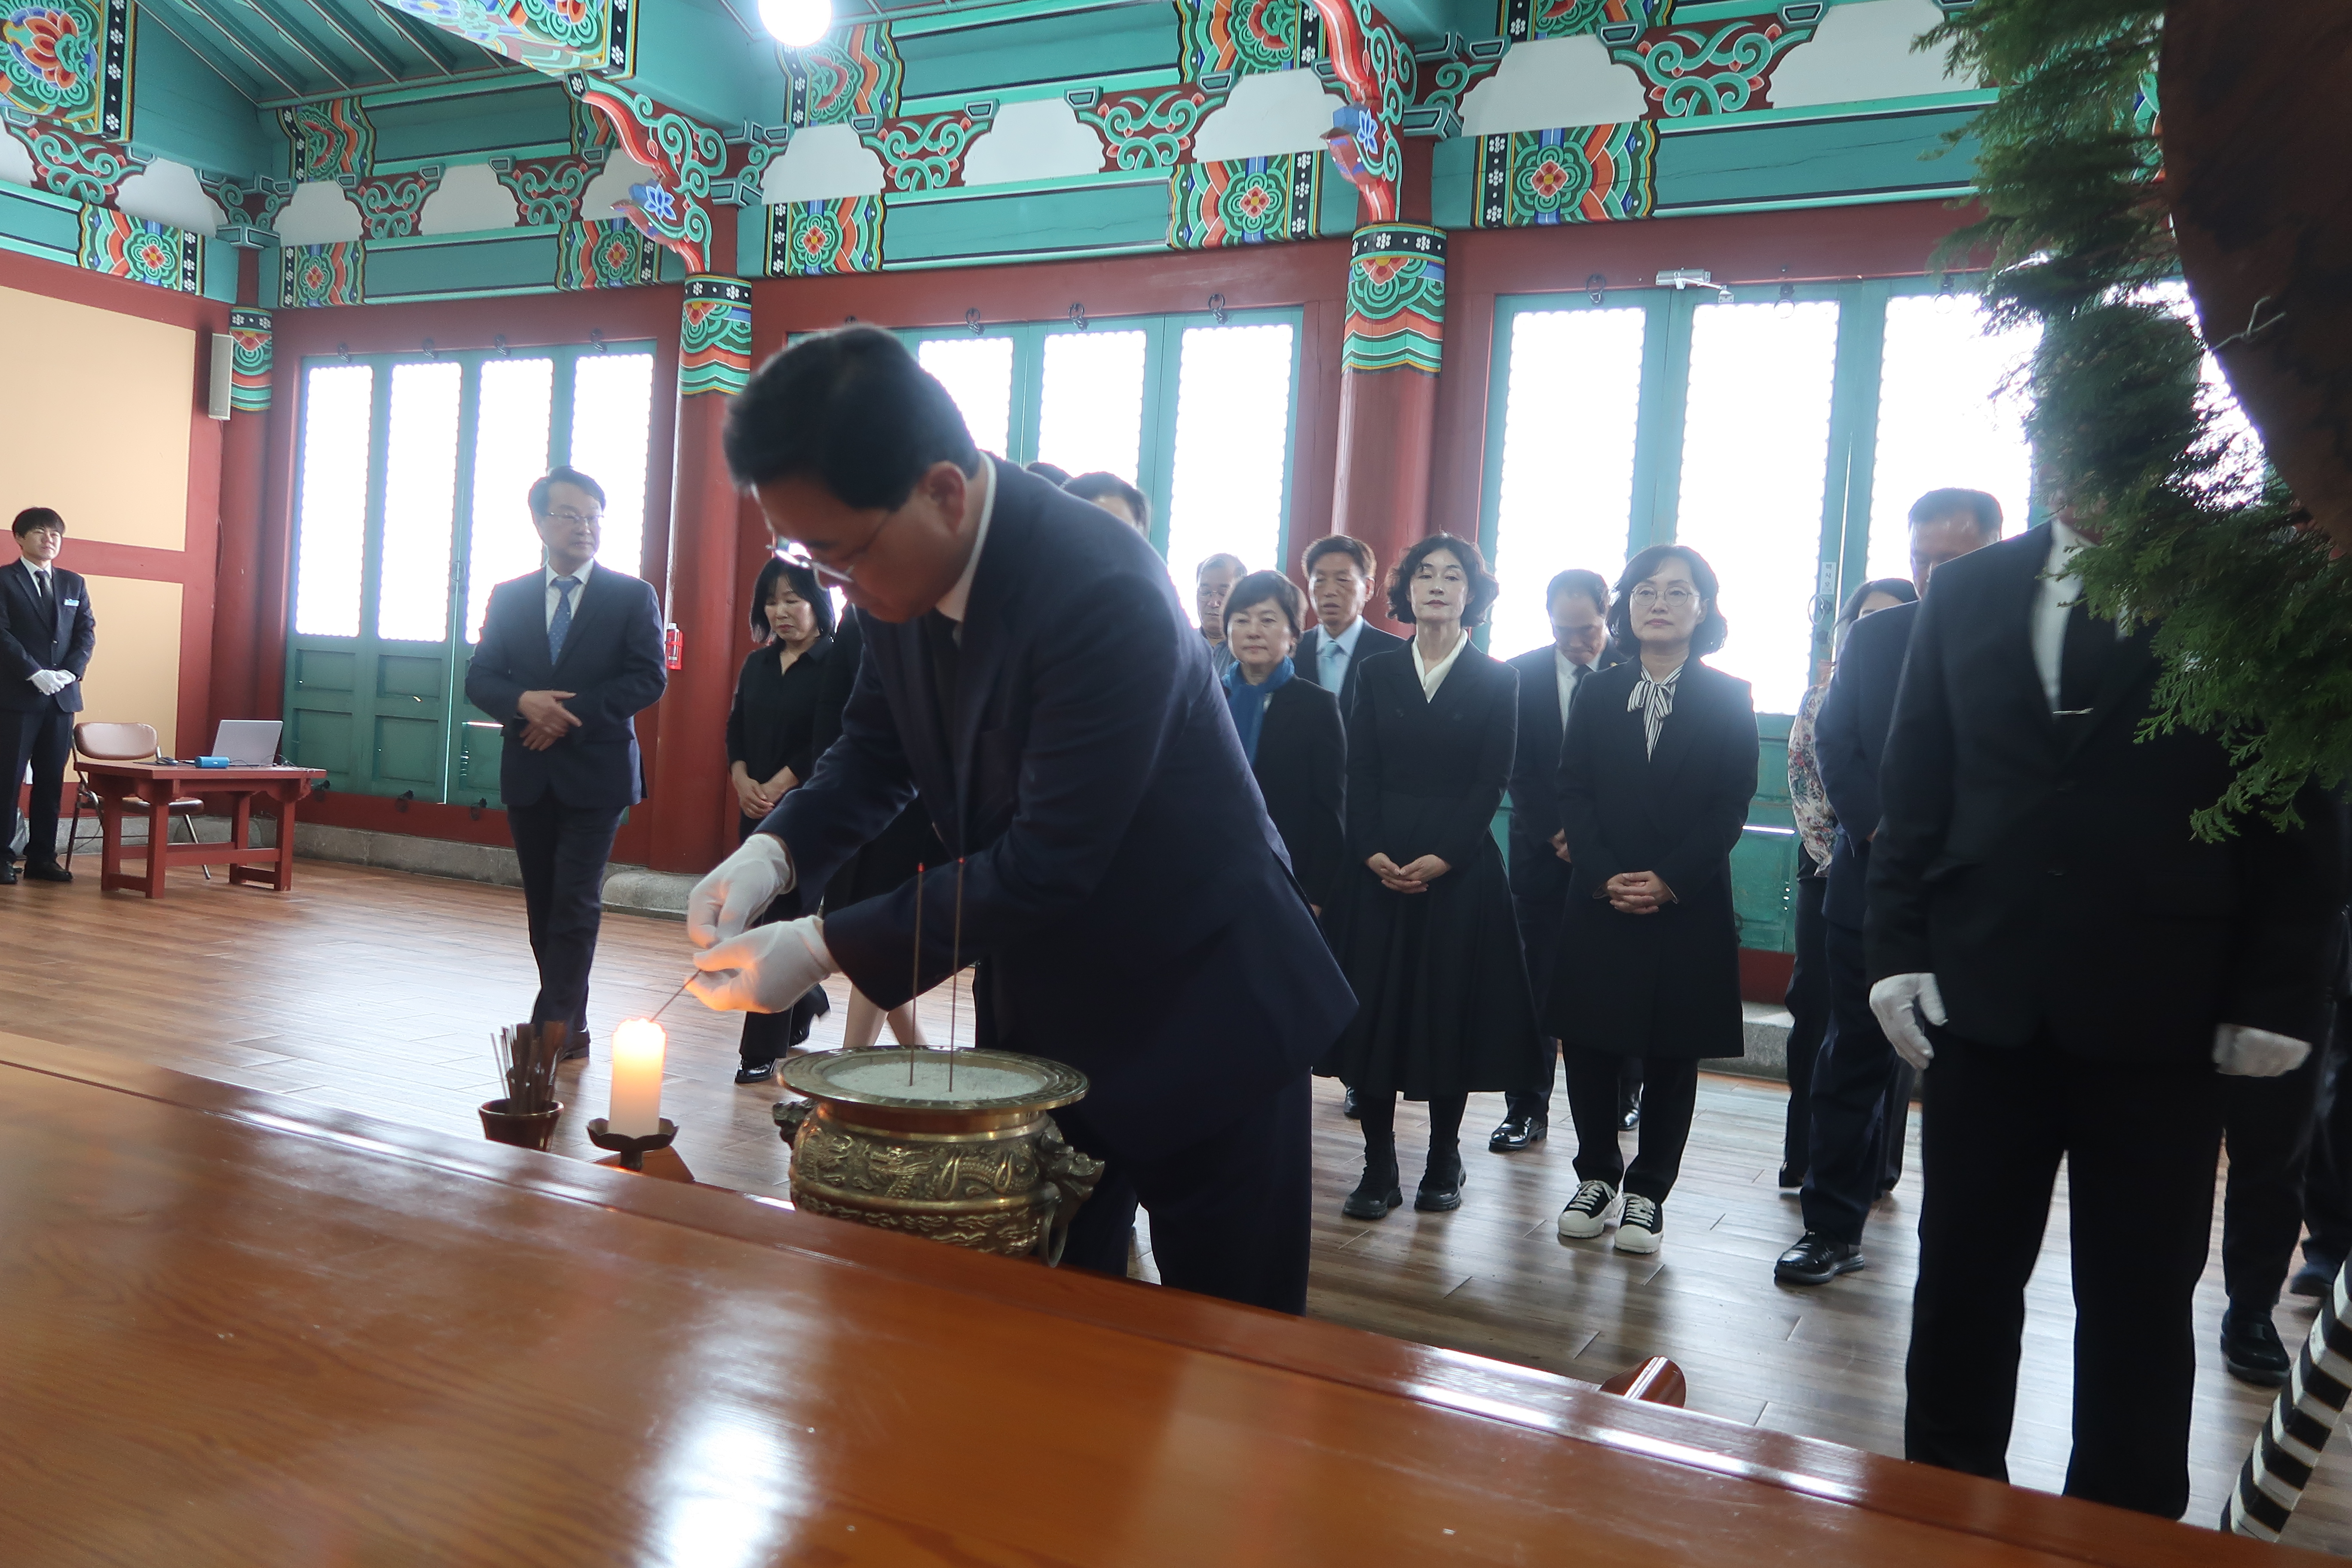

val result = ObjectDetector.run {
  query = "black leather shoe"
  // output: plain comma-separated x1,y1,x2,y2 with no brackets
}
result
1488,1113,1547,1153
1777,1164,1804,1191
735,1060,776,1084
1414,1150,1464,1212
558,1034,590,1063
1343,1155,1402,1219
21,859,70,883
2222,1307,2292,1387
1341,1085,1360,1120
1774,1231,1865,1286
1619,1085,1642,1131
2291,1252,2341,1299
0,861,16,885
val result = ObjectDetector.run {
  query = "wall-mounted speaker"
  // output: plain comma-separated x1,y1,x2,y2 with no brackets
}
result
207,331,233,421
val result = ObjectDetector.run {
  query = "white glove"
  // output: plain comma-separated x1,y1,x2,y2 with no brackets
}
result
28,670,71,696
687,832,795,948
1870,973,1947,1070
687,916,835,1013
2214,1024,2311,1078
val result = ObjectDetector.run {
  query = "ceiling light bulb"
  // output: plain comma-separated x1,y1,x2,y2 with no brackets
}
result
758,0,830,47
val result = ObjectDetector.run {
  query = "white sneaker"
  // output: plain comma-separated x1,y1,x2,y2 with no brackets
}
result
1557,1180,1621,1239
1614,1193,1663,1254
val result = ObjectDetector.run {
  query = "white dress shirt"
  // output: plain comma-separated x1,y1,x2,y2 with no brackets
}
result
1316,614,1369,691
934,455,999,633
544,558,594,629
1410,631,1469,700
2030,518,2114,710
1554,649,1596,728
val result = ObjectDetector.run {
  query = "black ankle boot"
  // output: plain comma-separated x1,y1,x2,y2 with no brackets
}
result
1415,1143,1465,1212
1343,1141,1403,1219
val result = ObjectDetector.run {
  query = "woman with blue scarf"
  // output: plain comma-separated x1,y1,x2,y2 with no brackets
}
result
1220,571,1345,916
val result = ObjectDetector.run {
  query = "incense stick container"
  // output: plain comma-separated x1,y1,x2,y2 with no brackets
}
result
478,1097,564,1152
774,1049,1104,1265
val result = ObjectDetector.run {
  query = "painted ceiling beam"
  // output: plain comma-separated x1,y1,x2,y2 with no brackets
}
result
147,0,312,98
286,0,411,81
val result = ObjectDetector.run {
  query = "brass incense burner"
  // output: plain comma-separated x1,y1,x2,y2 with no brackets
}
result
775,1048,1105,1264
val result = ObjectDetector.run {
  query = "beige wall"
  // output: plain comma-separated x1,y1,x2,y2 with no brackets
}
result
0,284,195,551
70,575,182,756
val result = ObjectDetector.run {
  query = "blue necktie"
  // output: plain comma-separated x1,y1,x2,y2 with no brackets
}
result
1320,636,1345,689
548,576,579,662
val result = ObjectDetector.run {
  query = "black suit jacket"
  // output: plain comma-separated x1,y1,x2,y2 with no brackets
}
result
1247,673,1346,909
1867,527,2343,1062
1814,599,1917,929
463,564,667,810
1344,643,1519,873
762,460,1356,1159
1550,658,1758,1057
0,561,95,714
1298,618,1406,721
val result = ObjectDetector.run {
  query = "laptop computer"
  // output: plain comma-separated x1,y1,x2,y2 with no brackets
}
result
211,720,283,766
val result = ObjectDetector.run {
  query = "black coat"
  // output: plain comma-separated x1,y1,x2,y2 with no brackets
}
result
815,613,940,908
1317,641,1545,1099
1814,599,1917,930
1297,619,1407,720
1868,527,2344,1063
1548,659,1759,1059
1246,674,1347,910
726,635,837,796
464,565,667,810
0,560,95,714
761,459,1355,1161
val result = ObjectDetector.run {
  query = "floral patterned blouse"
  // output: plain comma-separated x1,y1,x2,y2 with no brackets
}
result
1787,680,1834,876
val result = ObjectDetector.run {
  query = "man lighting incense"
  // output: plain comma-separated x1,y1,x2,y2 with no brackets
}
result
684,326,1354,1313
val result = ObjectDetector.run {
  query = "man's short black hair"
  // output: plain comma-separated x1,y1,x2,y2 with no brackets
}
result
1300,534,1375,580
528,466,606,517
725,326,980,509
12,507,64,538
1908,487,2002,535
1545,568,1609,617
1066,471,1150,530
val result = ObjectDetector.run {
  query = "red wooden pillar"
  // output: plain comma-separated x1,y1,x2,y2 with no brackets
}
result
643,257,756,875
1330,131,1444,606
211,250,279,731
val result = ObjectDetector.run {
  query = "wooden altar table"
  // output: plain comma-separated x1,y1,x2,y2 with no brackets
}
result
74,760,326,899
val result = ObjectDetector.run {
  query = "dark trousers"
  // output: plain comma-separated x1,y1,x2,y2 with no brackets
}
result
1,705,71,863
1782,873,1830,1177
735,811,824,1067
1565,1050,1698,1202
2220,1050,2322,1311
1506,886,1562,1123
505,795,625,1044
2304,998,2352,1269
1800,917,1908,1244
1905,1033,2222,1520
1057,1072,1313,1314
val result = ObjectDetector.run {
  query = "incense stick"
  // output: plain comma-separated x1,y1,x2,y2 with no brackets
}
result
649,974,693,1023
910,862,925,1084
949,857,966,1093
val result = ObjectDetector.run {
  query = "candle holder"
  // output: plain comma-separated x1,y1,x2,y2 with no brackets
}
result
585,1117,678,1173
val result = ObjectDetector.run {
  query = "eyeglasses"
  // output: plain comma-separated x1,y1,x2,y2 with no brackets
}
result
783,508,899,587
1629,585,1699,609
542,508,603,527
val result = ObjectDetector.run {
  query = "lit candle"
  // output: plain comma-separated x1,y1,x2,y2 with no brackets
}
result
608,1018,666,1137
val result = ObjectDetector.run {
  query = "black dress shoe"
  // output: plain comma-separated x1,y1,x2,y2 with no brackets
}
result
21,859,70,883
1414,1152,1465,1212
2221,1307,2292,1387
0,861,15,885
1774,1231,1865,1286
734,1060,776,1085
1777,1165,1804,1191
1343,1153,1402,1219
1341,1085,1360,1120
1488,1113,1547,1153
1619,1085,1642,1131
558,1035,591,1063
2291,1251,2341,1299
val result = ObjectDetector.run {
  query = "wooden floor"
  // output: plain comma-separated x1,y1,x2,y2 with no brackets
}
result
8,857,2346,1553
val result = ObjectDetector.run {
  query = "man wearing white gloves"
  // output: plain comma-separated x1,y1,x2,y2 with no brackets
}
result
0,508,96,885
1866,510,2343,1519
686,328,1354,1314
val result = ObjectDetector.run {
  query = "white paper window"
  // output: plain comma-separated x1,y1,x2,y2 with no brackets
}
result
464,358,555,643
375,361,462,643
1672,300,1842,717
1866,294,2039,581
1036,329,1148,482
1488,308,1648,660
918,337,1015,458
570,352,657,578
1164,323,1294,615
291,363,375,638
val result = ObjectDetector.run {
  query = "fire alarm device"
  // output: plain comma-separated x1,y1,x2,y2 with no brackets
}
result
664,624,683,670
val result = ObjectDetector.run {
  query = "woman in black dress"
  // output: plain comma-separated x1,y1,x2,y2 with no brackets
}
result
1321,534,1545,1219
723,557,839,1082
1219,571,1345,914
1549,543,1759,1255
816,609,939,1049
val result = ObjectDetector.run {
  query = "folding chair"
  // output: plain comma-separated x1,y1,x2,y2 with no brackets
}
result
68,723,211,880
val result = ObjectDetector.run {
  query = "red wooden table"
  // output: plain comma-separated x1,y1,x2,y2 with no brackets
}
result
75,761,326,899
